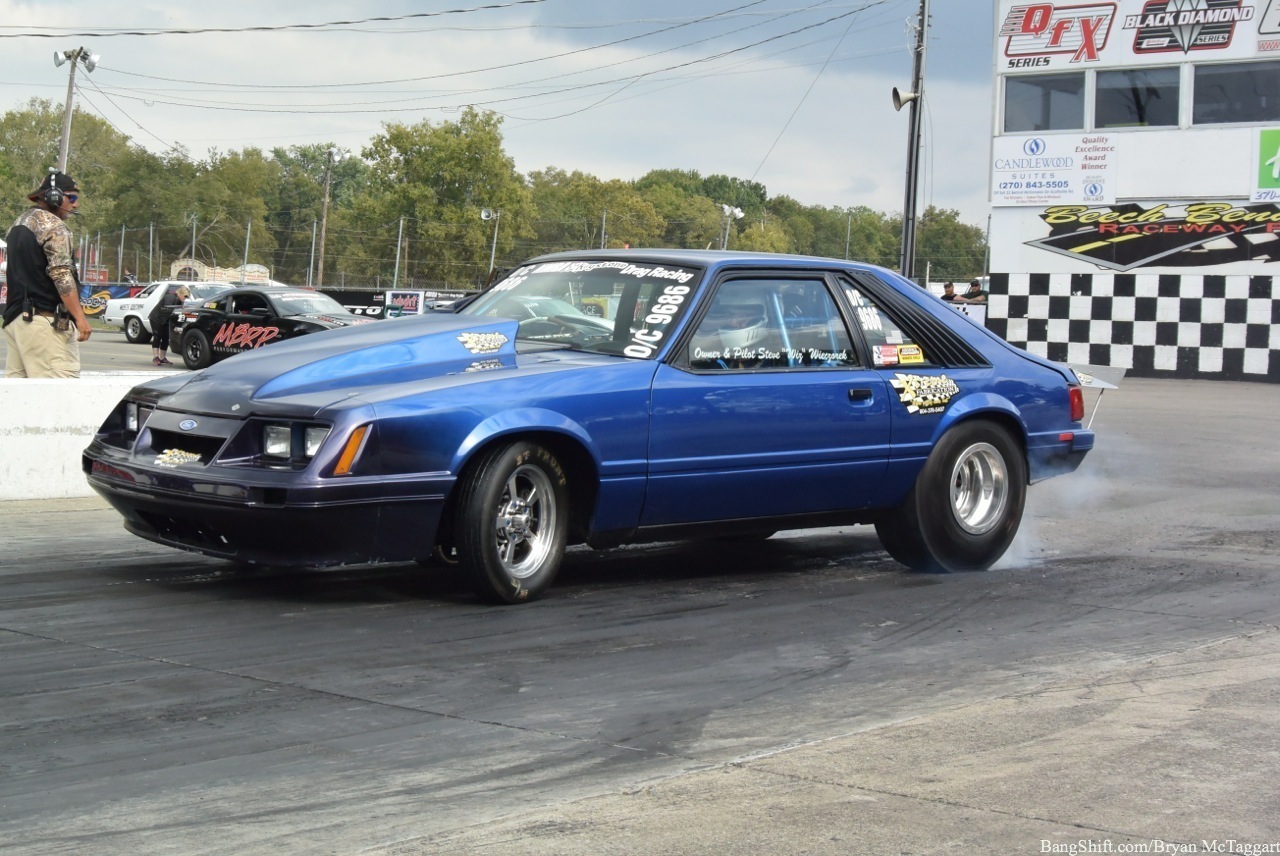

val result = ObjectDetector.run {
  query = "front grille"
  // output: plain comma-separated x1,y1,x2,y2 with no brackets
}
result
145,429,227,464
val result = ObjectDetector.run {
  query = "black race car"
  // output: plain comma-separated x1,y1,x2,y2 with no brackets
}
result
170,286,375,370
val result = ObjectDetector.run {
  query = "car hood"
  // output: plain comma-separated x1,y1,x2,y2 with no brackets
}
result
286,312,372,329
156,314,526,416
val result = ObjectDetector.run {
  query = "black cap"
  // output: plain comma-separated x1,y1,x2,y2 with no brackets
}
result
28,170,79,202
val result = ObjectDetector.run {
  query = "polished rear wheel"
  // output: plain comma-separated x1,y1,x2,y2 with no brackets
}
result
876,421,1026,573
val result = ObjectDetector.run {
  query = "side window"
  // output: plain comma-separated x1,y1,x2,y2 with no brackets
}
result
843,284,932,369
687,278,859,371
231,294,268,314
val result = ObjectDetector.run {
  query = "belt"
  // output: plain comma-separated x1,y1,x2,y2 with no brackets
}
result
32,309,57,318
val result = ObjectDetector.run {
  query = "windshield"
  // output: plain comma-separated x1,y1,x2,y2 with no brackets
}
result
273,292,348,316
460,259,702,357
186,284,230,301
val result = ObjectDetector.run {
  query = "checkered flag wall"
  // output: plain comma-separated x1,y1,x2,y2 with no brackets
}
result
985,272,1280,382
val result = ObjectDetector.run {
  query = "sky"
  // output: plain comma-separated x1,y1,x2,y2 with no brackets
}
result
0,1,997,226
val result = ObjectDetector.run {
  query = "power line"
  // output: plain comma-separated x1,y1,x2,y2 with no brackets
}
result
749,1,890,180
93,0,773,92
0,2,552,39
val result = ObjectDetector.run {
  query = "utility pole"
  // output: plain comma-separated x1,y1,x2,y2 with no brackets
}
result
54,47,98,172
308,219,317,287
482,209,501,278
241,220,251,285
317,147,337,286
393,216,404,288
894,0,930,282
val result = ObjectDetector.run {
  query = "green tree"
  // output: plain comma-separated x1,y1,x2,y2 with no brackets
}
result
634,172,721,249
701,174,768,219
635,168,705,198
0,99,132,257
733,216,791,253
267,144,372,285
915,206,987,281
356,107,532,287
525,168,663,255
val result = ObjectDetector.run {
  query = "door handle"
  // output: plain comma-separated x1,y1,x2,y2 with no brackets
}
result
848,388,873,401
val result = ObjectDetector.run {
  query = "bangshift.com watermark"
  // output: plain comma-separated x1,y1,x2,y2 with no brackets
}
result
1040,841,1280,855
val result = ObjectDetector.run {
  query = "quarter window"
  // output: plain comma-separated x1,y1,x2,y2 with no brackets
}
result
843,284,932,369
1004,72,1084,132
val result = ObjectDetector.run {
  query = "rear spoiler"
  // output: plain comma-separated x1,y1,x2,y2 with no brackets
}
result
1065,363,1126,429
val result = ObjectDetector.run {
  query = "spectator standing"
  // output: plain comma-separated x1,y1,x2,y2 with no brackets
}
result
1,170,92,378
149,284,188,366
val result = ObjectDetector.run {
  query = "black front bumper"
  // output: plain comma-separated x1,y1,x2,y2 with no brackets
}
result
85,453,449,567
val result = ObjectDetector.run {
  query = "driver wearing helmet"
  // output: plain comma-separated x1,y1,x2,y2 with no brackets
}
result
702,300,772,368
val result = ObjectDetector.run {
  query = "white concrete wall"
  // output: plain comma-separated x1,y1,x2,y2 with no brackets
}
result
0,374,160,501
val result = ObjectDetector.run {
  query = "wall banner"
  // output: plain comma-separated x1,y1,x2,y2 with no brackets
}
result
992,134,1117,206
999,0,1264,70
1024,200,1280,269
1255,128,1280,201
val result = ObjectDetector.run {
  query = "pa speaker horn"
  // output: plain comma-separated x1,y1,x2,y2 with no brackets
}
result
892,87,918,112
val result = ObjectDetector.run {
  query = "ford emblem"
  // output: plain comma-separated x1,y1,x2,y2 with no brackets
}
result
179,419,198,431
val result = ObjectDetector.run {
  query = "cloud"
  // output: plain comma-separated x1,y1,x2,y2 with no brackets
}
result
1,0,995,225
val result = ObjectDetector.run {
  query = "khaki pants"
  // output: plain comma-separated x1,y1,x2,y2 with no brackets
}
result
3,315,81,378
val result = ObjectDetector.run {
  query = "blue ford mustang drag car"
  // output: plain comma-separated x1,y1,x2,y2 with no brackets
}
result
83,250,1094,603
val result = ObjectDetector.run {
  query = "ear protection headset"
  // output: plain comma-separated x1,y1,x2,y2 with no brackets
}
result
43,168,66,208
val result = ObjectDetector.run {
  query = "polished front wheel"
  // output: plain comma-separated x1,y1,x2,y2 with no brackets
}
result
455,441,568,603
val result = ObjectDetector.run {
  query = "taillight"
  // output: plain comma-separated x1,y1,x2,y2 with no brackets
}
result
1069,385,1084,422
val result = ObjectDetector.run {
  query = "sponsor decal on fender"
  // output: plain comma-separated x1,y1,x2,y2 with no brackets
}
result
212,322,283,350
1000,2,1117,66
889,373,960,416
457,331,509,354
1026,202,1280,270
1124,0,1254,54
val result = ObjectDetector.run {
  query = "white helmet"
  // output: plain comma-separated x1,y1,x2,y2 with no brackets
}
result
716,303,767,351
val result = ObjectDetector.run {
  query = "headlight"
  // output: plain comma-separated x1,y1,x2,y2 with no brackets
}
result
263,424,291,457
260,422,331,463
304,426,330,457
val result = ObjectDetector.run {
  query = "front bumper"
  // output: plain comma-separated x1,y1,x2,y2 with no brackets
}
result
85,447,450,567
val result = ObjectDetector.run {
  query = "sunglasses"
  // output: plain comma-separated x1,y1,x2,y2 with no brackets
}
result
64,193,78,203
